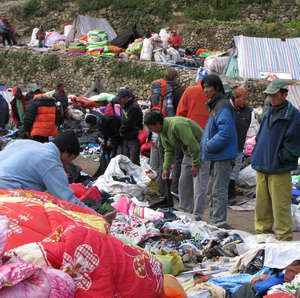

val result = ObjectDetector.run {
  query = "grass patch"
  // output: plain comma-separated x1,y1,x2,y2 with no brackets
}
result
41,54,60,72
22,0,42,17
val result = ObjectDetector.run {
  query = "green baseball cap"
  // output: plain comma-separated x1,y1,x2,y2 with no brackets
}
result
264,79,289,95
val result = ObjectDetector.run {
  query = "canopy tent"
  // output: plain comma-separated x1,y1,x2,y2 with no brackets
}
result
65,15,117,42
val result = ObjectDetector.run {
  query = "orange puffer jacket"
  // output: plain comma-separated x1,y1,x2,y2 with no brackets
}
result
24,96,60,137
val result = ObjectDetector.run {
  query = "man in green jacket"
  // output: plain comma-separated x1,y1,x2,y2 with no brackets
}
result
144,111,203,214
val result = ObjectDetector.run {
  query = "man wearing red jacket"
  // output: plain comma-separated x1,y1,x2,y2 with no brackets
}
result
176,79,209,220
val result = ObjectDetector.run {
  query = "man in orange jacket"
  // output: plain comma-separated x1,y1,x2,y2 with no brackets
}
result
176,79,210,220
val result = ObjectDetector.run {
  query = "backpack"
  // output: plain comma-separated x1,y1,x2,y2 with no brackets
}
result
150,79,172,117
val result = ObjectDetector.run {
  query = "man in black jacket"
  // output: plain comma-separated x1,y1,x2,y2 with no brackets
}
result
114,88,143,165
228,85,252,202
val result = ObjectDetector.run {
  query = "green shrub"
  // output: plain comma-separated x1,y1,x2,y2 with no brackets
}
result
45,0,63,11
184,3,240,21
41,54,60,72
22,0,42,17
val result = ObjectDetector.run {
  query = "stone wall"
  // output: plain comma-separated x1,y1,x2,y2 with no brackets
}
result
0,48,268,107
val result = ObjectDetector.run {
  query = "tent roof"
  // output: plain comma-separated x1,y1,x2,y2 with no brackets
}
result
234,35,300,81
66,15,117,42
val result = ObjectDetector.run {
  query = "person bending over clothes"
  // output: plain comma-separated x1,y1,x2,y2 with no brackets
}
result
144,111,202,214
0,130,88,209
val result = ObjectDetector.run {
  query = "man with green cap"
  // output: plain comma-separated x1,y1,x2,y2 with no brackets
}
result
251,79,300,240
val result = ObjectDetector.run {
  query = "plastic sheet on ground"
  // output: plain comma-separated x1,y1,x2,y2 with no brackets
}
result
94,155,151,199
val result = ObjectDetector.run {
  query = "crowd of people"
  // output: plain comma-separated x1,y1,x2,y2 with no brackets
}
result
0,68,300,242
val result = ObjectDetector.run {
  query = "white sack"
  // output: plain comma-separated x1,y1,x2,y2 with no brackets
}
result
94,155,151,198
140,38,153,61
238,165,256,187
29,28,39,47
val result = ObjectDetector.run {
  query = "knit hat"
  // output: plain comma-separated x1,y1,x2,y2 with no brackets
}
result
53,130,80,156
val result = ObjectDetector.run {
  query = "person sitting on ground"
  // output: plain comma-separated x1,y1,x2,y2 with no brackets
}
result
0,18,12,46
201,74,238,229
228,85,252,204
114,88,143,165
0,130,87,208
2,18,16,45
24,94,62,143
36,26,46,48
144,111,202,211
252,79,300,241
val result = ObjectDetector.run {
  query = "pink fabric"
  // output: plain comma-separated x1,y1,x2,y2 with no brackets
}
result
244,136,256,156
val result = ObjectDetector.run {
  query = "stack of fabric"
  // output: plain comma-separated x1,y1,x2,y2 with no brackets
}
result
87,30,109,56
67,42,87,56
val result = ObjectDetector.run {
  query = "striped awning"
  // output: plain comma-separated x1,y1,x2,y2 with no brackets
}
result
235,36,300,80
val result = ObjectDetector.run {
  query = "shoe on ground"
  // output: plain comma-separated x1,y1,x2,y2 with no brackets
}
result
216,223,233,230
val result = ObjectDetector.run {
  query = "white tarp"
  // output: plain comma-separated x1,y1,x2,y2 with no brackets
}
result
66,15,117,42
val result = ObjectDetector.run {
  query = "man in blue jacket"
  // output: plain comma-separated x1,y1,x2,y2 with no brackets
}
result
201,75,238,228
252,80,300,240
0,130,88,209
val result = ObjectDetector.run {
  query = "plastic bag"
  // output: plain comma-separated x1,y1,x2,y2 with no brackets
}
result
238,165,256,187
140,38,153,61
156,251,184,276
93,155,151,198
292,204,300,231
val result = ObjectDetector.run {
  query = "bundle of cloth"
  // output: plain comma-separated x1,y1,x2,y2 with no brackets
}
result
87,30,109,55
0,189,167,297
67,42,87,56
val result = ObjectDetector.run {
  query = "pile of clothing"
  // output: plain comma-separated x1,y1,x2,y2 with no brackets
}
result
87,30,109,55
67,42,87,56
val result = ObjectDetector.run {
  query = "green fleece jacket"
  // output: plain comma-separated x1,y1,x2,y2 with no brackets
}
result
160,117,203,171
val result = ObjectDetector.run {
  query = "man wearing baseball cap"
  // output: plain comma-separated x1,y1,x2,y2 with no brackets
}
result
113,88,143,165
251,79,300,240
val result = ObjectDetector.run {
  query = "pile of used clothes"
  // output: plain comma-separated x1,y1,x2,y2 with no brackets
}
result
64,151,300,298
